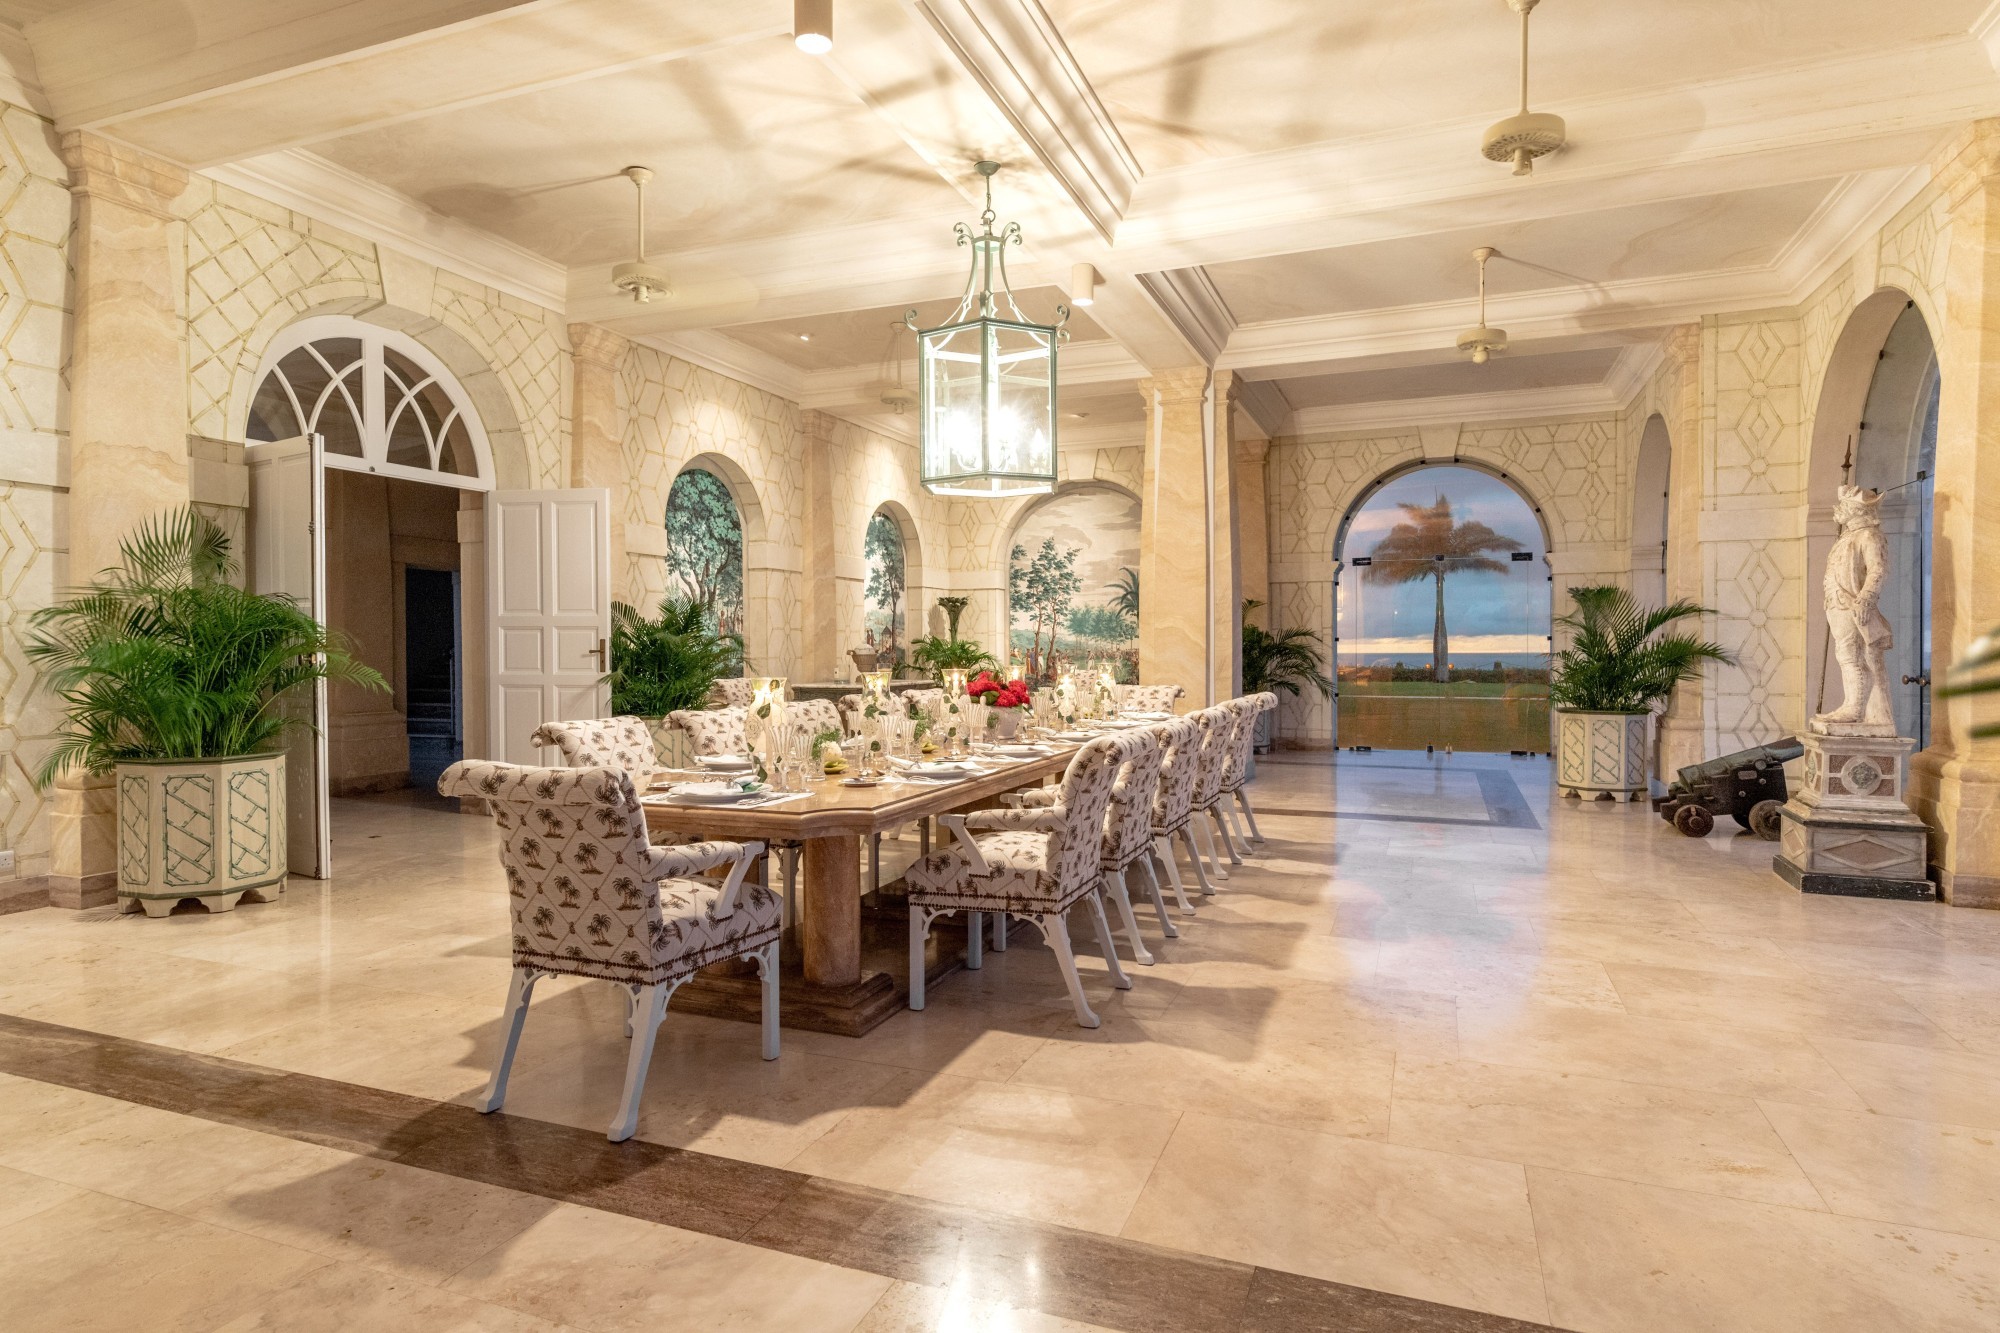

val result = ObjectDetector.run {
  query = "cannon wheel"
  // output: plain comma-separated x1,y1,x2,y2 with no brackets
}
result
1749,799,1784,842
1674,804,1715,838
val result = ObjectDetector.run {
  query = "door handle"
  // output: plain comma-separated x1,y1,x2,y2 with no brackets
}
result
587,638,607,670
1902,674,1930,686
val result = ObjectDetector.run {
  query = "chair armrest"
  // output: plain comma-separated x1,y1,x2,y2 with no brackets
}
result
648,839,767,920
1013,787,1059,808
964,807,1063,833
936,815,990,876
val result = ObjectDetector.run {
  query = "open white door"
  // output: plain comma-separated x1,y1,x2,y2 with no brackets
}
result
487,489,611,764
246,435,330,879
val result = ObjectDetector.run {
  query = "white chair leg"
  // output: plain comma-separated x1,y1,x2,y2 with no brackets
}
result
1193,811,1229,881
1105,869,1154,965
1180,826,1216,893
1083,893,1133,989
908,903,931,1010
1040,912,1100,1029
1236,789,1266,843
609,982,670,1142
754,942,781,1060
991,912,1008,951
476,967,540,1114
780,845,800,927
1214,806,1244,865
966,910,984,969
621,983,636,1038
1138,857,1180,938
1154,835,1190,902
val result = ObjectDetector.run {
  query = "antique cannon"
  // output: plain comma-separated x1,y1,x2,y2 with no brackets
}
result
1654,737,1804,840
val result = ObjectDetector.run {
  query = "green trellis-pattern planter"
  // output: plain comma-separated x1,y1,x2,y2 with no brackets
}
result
116,754,287,917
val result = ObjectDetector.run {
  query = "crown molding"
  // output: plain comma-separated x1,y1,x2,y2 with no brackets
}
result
0,22,49,118
633,330,805,405
1604,339,1668,409
1977,0,2000,73
914,0,1141,245
204,148,566,311
1134,266,1235,366
1233,379,1290,440
1285,382,1626,436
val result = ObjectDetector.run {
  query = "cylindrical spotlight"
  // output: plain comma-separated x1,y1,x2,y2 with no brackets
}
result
1069,262,1098,307
795,0,833,55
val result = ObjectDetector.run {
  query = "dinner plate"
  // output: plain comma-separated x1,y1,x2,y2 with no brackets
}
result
661,781,768,805
985,743,1048,757
1049,730,1094,742
695,754,755,772
906,761,978,777
1124,711,1171,720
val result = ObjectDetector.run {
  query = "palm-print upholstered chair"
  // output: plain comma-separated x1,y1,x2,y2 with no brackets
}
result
1218,692,1277,847
791,697,842,740
1117,683,1184,714
903,736,1130,1027
530,716,659,773
708,677,758,708
667,705,749,757
438,760,780,1142
1016,727,1173,964
1189,704,1247,880
1146,714,1209,903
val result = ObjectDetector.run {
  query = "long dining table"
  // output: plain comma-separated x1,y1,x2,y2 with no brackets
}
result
640,740,1087,1035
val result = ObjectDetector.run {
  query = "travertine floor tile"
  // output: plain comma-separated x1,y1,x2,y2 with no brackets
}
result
1809,1035,2000,1131
850,1280,1120,1332
212,1260,572,1333
1760,1100,2000,1240
1601,961,1961,1048
1121,1110,1549,1324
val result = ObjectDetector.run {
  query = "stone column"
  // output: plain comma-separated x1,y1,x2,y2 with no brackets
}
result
1235,435,1271,631
1655,323,1709,777
1209,371,1244,700
48,132,189,908
1915,120,2000,907
799,410,840,682
1139,368,1232,704
568,323,631,598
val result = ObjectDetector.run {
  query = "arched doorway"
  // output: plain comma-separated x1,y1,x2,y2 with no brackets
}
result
1808,292,1938,746
1631,413,1672,608
663,466,746,639
1334,463,1552,753
1005,484,1141,684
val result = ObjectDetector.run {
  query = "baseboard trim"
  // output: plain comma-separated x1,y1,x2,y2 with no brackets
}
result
46,870,117,910
0,877,50,915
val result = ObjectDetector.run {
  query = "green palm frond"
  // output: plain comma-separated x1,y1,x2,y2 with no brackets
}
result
605,595,746,716
1242,600,1333,699
1548,585,1733,714
28,507,385,788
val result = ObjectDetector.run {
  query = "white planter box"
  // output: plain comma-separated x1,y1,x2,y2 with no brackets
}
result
117,753,288,917
1556,711,1651,801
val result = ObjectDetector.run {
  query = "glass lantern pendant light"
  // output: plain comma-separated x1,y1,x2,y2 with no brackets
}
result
908,161,1068,497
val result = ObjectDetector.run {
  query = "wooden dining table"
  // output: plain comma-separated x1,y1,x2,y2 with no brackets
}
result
641,741,1088,1035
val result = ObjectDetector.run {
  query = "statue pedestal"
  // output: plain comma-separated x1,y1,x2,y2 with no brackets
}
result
1773,732,1934,900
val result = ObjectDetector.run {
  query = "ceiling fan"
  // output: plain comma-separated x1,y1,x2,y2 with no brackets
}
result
1482,0,1566,176
611,166,671,304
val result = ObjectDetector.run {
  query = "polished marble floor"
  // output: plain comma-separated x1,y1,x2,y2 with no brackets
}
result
5,751,2000,1331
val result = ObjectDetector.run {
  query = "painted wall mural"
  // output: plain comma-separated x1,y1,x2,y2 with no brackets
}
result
862,509,907,670
1006,486,1140,683
663,467,745,637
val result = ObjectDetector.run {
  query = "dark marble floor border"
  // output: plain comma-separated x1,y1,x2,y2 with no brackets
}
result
0,1012,1561,1333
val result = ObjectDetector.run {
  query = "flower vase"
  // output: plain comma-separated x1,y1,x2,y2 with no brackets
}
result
993,707,1021,740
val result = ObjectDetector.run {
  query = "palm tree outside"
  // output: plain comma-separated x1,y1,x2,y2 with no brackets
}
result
1363,495,1522,682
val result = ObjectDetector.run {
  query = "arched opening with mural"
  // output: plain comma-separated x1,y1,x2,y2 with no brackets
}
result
1334,462,1553,753
1003,482,1142,685
1807,289,1939,747
663,465,747,640
862,501,925,674
1631,413,1673,608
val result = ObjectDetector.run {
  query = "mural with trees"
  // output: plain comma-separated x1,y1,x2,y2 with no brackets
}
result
1006,486,1140,682
863,508,907,669
663,467,744,636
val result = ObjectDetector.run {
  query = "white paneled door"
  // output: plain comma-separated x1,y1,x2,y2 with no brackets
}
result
245,435,330,879
487,489,612,764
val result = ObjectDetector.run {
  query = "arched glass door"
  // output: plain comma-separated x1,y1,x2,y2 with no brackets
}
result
1335,466,1551,753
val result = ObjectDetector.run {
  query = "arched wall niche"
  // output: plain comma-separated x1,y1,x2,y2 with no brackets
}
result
1631,413,1672,607
1804,287,1939,745
999,480,1143,681
863,498,926,665
232,299,532,490
669,451,774,667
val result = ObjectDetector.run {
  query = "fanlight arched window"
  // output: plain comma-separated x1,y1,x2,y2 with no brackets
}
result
245,316,494,490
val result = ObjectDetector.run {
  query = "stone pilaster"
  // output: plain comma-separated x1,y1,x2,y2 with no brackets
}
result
799,410,840,682
1235,434,1271,630
568,323,631,598
1656,322,1708,777
1209,371,1244,701
1913,120,2000,906
1138,368,1220,703
50,132,188,907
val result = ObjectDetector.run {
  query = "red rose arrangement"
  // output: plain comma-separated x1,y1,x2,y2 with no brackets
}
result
966,672,1030,709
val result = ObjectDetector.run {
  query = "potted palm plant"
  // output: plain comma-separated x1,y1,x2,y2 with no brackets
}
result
908,597,999,682
1241,600,1334,752
29,509,384,916
1548,585,1731,801
605,595,745,767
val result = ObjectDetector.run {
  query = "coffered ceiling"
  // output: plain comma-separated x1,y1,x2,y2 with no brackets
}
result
10,0,2000,440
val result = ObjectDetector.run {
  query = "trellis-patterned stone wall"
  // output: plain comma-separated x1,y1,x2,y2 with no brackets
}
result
824,414,952,675
0,98,70,891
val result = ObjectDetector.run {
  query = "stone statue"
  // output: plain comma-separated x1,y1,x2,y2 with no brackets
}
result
1812,484,1896,736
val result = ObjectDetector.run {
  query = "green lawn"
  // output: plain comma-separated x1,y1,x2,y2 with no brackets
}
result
1338,680,1546,698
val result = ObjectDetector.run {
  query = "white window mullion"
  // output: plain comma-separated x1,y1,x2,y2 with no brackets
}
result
361,332,385,464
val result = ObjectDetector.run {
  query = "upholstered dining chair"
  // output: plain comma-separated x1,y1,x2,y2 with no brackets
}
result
1117,683,1185,714
666,705,749,757
1015,727,1174,964
904,735,1130,1028
790,697,842,740
438,760,780,1142
708,677,758,708
529,716,660,773
1218,692,1277,847
1189,703,1249,879
1146,714,1210,902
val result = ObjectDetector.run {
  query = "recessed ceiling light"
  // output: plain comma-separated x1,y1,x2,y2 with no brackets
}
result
794,0,832,54
1069,263,1098,307
797,333,812,342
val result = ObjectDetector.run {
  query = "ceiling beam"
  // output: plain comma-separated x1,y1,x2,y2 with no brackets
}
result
49,0,783,168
